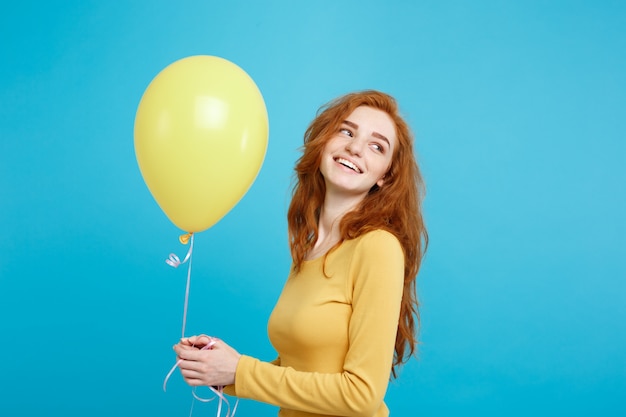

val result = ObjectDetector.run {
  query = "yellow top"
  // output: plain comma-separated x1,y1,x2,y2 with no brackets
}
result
227,230,405,417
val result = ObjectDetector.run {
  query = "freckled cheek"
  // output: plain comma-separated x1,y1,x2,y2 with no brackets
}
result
328,137,350,150
372,161,391,178
319,159,333,179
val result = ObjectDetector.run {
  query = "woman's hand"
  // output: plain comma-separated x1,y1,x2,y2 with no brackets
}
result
173,335,241,387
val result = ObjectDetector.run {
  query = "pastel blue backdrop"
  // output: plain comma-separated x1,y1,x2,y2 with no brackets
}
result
1,1,624,416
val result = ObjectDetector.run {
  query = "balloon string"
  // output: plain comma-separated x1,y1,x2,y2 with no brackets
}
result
163,337,239,417
163,235,239,417
165,233,195,338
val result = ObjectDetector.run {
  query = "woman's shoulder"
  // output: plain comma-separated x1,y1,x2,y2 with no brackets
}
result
346,229,405,285
352,229,402,256
327,230,402,267
355,228,400,243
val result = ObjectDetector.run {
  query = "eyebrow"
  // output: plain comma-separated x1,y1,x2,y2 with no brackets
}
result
342,120,391,147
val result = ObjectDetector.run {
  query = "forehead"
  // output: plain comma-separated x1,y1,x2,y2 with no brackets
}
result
344,106,397,146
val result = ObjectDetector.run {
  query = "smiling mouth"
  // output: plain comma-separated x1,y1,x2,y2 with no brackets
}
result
335,157,362,173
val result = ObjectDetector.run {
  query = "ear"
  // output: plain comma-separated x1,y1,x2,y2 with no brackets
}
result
376,175,386,188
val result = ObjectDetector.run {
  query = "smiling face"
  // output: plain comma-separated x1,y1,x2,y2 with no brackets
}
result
319,105,397,201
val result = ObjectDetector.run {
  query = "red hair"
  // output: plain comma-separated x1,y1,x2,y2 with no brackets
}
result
287,90,428,377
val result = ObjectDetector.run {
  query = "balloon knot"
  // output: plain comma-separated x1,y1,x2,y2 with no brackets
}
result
179,233,193,245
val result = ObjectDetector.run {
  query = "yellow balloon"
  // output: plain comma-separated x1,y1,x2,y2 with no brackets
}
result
134,56,268,233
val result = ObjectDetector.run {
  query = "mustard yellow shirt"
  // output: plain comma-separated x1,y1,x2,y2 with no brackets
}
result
229,230,404,417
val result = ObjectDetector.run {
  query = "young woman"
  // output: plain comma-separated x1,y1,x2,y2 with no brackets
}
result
173,90,428,417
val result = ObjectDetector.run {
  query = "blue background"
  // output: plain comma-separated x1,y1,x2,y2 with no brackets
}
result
1,1,624,416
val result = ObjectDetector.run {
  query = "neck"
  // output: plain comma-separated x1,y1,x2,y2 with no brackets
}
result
312,189,365,257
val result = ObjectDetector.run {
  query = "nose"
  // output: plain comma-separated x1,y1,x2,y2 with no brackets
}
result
345,136,365,156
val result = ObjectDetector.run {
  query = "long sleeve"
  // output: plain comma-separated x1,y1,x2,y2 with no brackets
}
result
229,230,404,417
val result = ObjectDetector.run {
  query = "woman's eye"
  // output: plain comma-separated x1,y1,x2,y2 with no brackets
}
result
371,143,383,152
340,128,353,137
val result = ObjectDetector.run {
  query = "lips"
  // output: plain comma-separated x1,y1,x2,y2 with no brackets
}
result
335,157,362,173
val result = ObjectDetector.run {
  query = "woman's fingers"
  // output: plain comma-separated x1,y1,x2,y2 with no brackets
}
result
174,344,206,361
194,335,214,346
172,336,238,386
181,334,214,348
175,350,216,386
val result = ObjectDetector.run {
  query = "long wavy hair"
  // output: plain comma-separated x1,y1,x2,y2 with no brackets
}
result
287,90,428,377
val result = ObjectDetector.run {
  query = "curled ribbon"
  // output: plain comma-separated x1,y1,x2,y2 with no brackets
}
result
166,233,194,267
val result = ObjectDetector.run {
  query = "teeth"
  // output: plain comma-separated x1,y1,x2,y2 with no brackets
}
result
336,158,361,173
